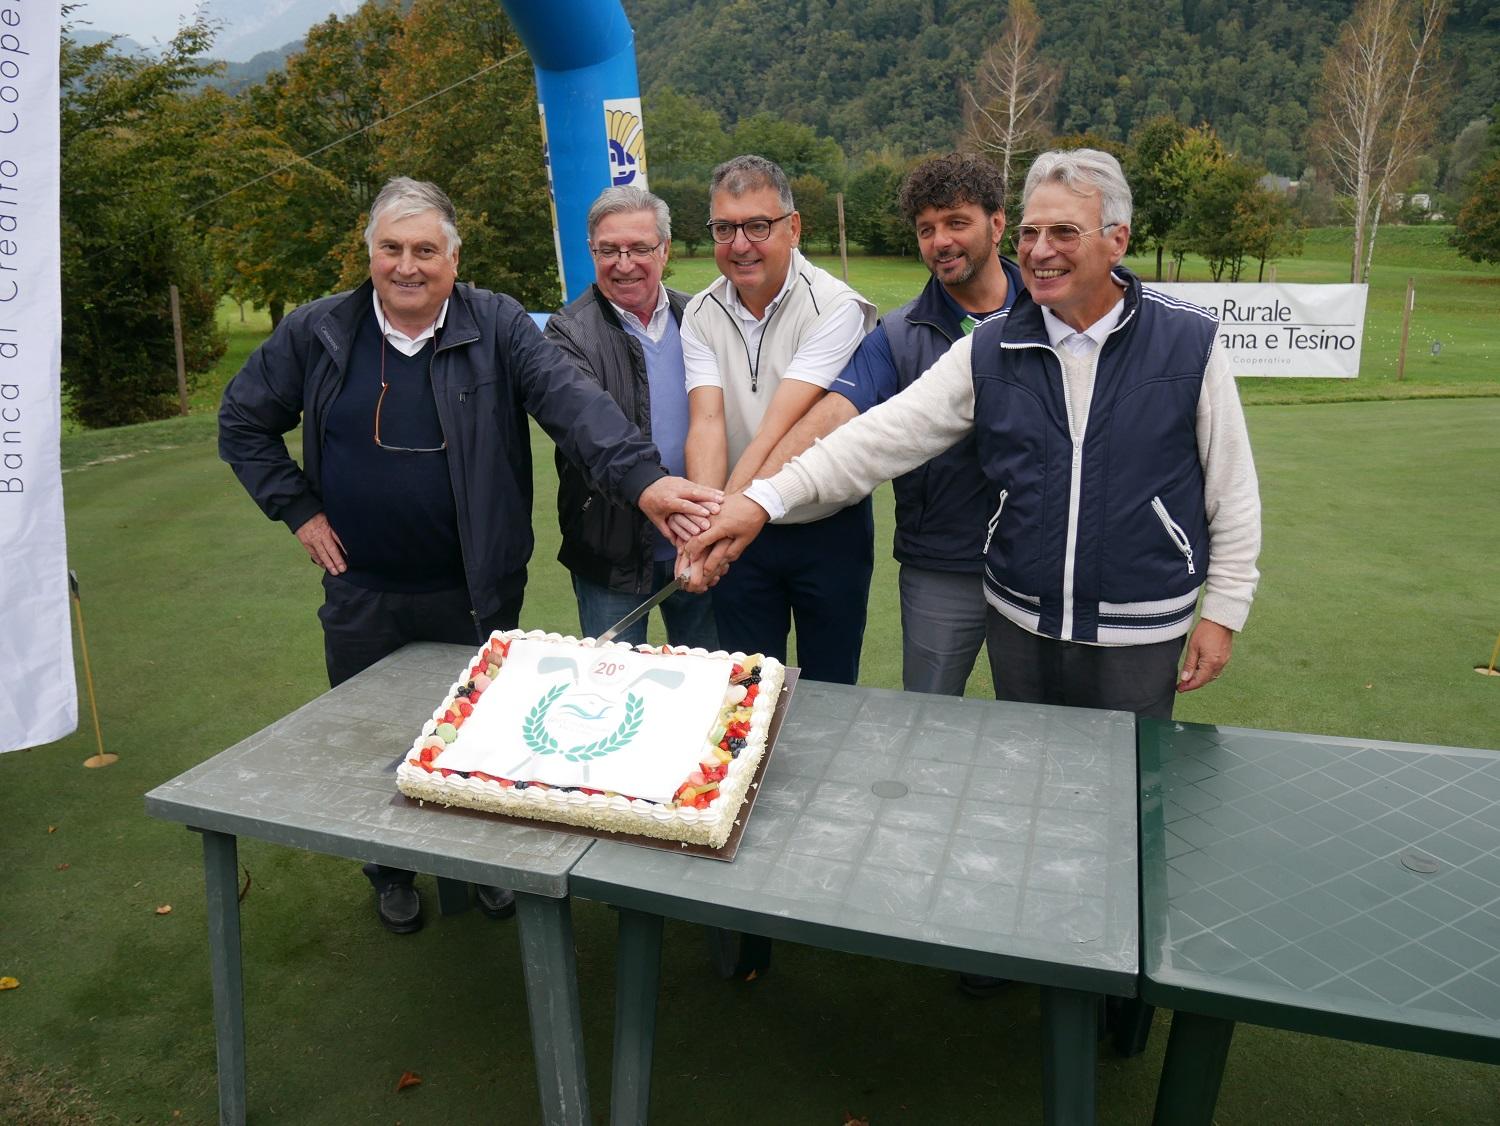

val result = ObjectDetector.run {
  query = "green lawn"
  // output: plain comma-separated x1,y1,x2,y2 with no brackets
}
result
3,388,1498,1123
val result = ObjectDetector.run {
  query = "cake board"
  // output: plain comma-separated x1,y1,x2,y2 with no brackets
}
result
390,669,800,862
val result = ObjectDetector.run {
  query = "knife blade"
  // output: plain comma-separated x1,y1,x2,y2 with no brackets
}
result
594,577,683,647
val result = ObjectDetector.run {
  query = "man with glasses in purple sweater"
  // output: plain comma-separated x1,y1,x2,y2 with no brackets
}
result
546,186,717,650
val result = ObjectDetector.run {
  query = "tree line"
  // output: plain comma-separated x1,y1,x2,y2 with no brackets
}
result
61,0,1496,430
625,0,1497,181
63,0,552,428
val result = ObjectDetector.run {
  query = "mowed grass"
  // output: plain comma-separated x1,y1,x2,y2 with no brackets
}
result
2,388,1498,1123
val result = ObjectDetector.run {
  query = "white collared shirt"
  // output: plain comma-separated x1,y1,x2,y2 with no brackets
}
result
1041,296,1125,433
681,252,868,392
1040,298,1124,355
608,284,671,343
372,291,449,357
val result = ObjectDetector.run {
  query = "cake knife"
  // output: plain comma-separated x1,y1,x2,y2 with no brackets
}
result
593,575,684,647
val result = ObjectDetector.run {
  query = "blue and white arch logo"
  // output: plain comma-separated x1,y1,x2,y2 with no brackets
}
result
604,98,648,188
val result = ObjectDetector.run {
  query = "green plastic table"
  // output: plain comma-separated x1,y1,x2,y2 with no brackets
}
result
143,642,596,1126
1139,718,1500,1124
571,680,1141,1125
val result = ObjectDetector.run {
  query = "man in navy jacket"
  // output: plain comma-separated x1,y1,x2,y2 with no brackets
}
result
220,177,720,933
754,153,1024,697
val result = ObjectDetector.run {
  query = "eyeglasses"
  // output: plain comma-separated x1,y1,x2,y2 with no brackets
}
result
374,337,446,453
589,241,663,263
1015,222,1119,250
705,213,793,244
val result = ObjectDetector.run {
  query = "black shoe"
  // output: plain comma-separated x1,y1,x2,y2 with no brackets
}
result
475,884,516,920
733,933,773,981
375,882,422,934
958,973,1010,998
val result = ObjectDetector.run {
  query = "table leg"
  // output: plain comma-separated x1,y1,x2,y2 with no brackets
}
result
612,909,664,1126
436,876,471,915
516,892,590,1126
199,829,246,1126
1151,1011,1235,1126
1041,986,1097,1126
704,925,737,979
1107,996,1156,1057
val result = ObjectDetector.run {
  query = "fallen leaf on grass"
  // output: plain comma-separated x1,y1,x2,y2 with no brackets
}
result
56,863,70,871
395,1071,422,1092
155,905,173,916
47,826,57,833
842,1113,870,1126
0,977,19,991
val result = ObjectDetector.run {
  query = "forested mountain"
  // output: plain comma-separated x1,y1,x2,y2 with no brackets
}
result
625,0,1499,176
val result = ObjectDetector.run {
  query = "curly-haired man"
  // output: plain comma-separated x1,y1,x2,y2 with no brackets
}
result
753,152,1024,696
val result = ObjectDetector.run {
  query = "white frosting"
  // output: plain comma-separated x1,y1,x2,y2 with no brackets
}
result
396,629,785,847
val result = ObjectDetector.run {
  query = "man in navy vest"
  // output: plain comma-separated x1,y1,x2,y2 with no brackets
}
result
685,149,1261,719
220,177,721,935
546,187,717,649
754,153,1024,697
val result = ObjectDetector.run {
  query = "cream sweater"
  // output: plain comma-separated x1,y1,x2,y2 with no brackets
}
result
764,334,1261,633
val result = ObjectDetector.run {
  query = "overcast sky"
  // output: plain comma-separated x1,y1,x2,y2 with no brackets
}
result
68,0,204,45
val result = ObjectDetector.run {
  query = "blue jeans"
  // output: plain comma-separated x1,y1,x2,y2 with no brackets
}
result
572,560,718,649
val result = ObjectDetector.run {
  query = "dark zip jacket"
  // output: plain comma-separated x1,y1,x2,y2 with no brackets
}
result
880,255,1024,572
972,267,1216,644
545,284,689,595
218,279,668,621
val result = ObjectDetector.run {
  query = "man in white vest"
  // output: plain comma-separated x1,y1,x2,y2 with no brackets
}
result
679,154,876,982
680,155,877,687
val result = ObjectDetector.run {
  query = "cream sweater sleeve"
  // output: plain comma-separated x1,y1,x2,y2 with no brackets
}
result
1197,345,1262,631
764,335,978,511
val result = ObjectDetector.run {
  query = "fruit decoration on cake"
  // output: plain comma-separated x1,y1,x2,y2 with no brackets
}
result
396,631,786,848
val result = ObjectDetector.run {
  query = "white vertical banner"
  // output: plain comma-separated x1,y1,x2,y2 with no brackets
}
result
0,4,74,753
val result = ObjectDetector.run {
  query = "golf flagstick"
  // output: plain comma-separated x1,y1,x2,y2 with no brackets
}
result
1478,631,1500,678
72,570,116,768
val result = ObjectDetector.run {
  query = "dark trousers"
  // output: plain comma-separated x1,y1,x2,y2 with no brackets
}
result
319,574,523,889
984,610,1186,719
711,499,873,685
319,573,522,688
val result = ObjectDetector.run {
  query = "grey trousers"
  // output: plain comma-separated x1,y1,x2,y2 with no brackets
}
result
984,610,1186,719
899,565,996,697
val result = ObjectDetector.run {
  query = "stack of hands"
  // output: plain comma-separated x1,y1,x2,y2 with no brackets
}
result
636,478,771,594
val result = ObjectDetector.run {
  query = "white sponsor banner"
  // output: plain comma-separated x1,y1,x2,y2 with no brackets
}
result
0,4,75,753
1146,283,1369,378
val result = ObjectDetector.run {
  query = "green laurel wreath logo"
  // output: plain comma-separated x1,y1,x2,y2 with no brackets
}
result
523,686,645,763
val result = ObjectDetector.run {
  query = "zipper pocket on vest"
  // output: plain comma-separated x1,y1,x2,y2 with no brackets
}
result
1151,496,1196,575
983,489,1009,555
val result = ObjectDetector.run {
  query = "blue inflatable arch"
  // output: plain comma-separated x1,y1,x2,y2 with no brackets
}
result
500,0,647,304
